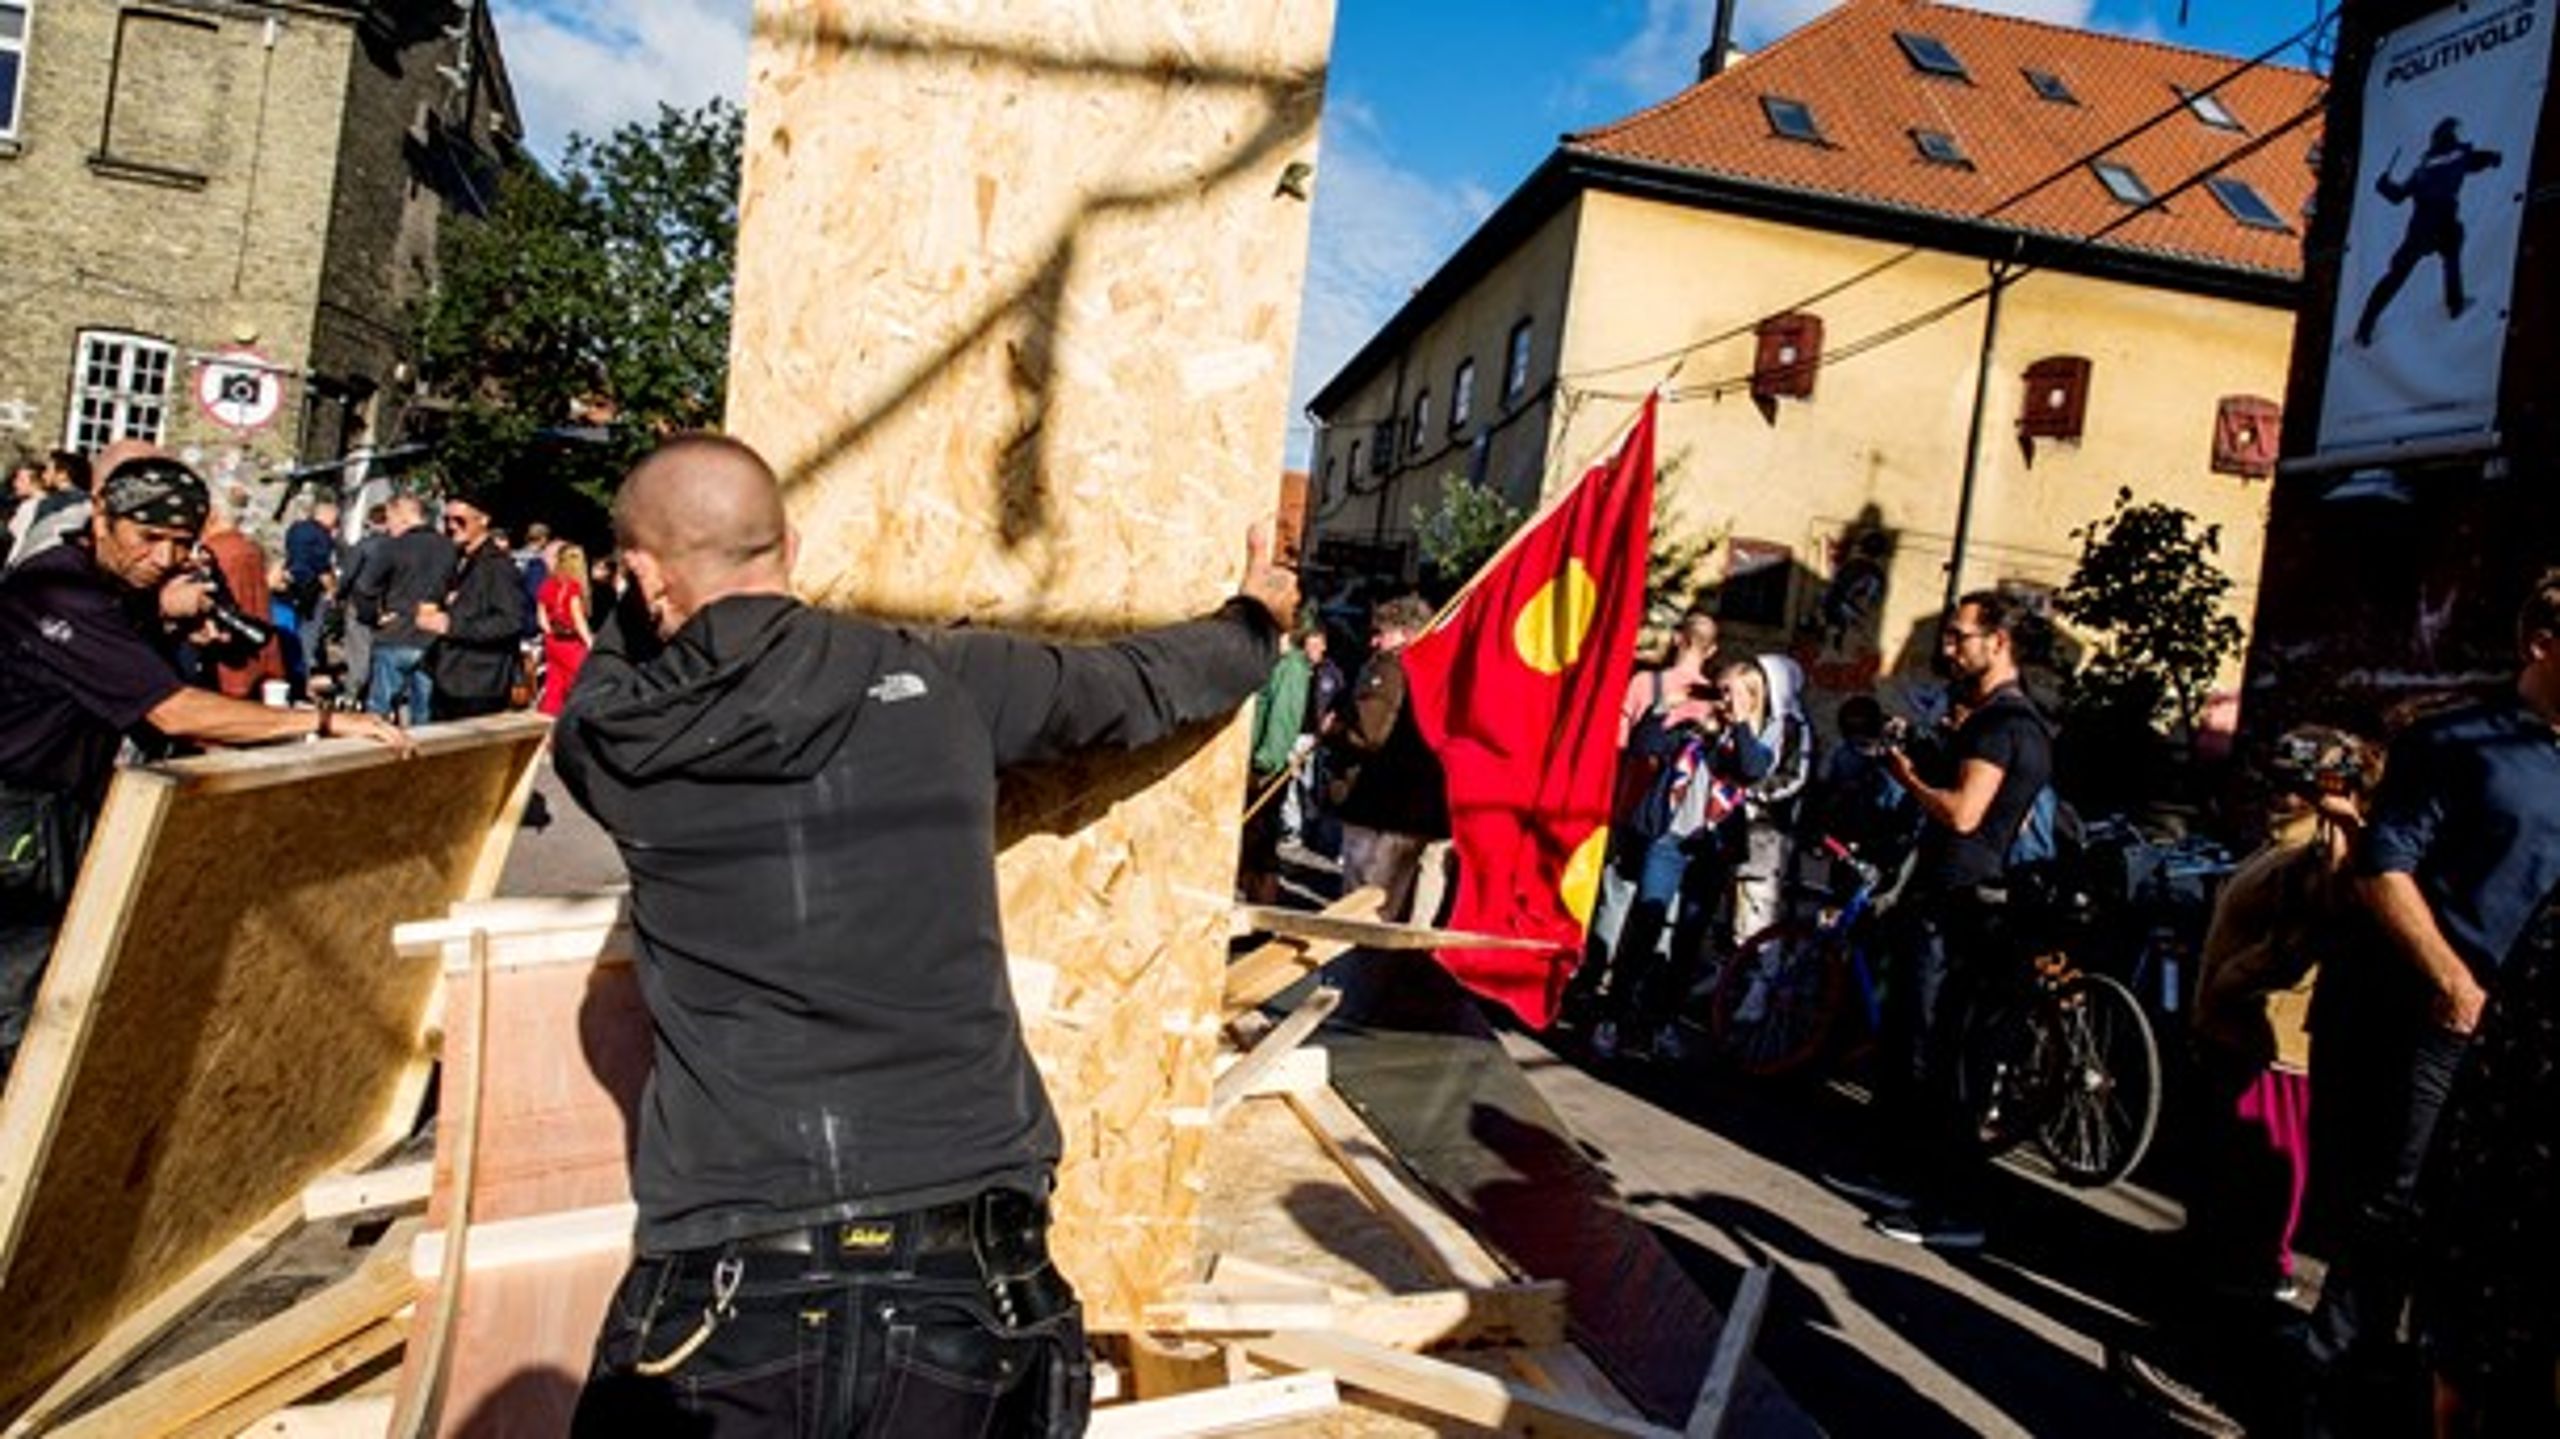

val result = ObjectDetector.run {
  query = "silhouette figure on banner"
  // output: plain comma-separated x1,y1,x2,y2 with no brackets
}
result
2353,117,2503,348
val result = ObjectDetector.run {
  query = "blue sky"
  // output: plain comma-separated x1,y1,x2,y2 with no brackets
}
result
487,2,2333,460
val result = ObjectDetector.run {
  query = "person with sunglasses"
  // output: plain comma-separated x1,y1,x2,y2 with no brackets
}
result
416,494,529,721
0,444,410,1079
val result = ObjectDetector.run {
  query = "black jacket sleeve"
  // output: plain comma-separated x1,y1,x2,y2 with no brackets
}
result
445,550,529,648
930,598,1278,770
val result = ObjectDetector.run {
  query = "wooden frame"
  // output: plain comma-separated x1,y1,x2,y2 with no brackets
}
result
0,716,547,1420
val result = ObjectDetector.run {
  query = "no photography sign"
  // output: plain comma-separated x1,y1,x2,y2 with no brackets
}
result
195,348,287,433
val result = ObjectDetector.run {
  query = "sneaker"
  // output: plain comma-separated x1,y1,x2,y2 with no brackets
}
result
1871,1207,1985,1250
1818,1167,1918,1212
1653,1024,1691,1063
1592,1021,1621,1061
2115,1351,2243,1436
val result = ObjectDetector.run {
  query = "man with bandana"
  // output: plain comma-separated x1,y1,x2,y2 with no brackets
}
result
0,443,410,1078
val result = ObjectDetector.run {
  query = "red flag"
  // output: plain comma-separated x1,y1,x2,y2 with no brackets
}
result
1402,398,1656,1028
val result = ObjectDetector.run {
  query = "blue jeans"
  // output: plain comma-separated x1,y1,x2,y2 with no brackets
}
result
367,644,432,723
1603,830,1724,1032
572,1199,1090,1437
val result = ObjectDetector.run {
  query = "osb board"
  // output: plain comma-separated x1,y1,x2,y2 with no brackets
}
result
0,717,548,1416
728,1,1335,1330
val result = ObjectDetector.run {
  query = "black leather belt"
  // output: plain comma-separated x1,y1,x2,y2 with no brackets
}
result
730,1196,979,1260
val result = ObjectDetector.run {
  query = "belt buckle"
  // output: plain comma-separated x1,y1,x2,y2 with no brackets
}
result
834,1218,898,1260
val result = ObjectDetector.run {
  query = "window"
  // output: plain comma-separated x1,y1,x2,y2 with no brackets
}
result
2091,159,2153,206
1322,454,1337,495
1716,540,1794,628
2212,395,2283,478
2023,68,2077,104
1752,313,1823,401
2018,356,2092,442
1408,390,1430,452
1895,32,1969,80
68,330,174,453
1450,358,1475,432
100,8,225,181
2178,85,2243,131
1912,129,1970,167
1503,319,1533,404
0,3,28,140
2207,176,2289,230
1762,96,1823,144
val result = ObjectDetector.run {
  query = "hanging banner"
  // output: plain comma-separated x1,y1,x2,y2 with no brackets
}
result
2316,0,2551,457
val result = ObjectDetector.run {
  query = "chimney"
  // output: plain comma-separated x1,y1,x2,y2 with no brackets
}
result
1698,0,1740,82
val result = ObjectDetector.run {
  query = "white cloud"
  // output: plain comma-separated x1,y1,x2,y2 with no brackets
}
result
489,0,749,157
1285,105,1499,464
1598,0,2100,101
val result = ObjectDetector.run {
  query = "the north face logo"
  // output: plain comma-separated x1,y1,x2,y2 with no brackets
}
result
866,672,927,704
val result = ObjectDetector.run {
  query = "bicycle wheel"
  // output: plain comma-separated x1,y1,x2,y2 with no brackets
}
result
2032,972,2162,1187
1707,919,1846,1077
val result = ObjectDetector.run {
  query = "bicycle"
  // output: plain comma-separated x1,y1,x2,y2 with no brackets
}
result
1705,835,1895,1077
1952,901,2163,1188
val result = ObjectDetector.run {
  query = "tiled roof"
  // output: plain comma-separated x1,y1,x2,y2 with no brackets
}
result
1567,0,2325,278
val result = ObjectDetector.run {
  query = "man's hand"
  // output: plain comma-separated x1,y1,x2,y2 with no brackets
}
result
331,710,416,757
415,601,451,636
2434,969,2489,1035
160,573,215,624
1239,523,1300,633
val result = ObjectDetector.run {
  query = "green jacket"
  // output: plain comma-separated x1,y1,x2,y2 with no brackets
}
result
1249,649,1312,777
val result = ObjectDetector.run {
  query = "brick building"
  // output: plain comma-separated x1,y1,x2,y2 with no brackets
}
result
0,0,516,495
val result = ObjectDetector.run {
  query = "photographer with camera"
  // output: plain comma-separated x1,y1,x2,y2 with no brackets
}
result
0,445,411,1079
192,491,284,700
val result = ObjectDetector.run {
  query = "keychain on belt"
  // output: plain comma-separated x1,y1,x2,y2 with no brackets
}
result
636,1256,744,1376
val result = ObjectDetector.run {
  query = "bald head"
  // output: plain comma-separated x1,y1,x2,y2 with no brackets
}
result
614,434,795,637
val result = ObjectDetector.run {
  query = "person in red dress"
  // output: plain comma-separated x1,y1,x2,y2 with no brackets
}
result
536,542,593,716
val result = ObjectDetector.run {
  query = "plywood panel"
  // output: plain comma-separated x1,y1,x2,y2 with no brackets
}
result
728,2,1334,1329
0,716,548,1416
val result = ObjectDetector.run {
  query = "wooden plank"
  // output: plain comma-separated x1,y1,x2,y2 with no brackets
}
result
1509,1345,1642,1420
50,1220,420,1439
170,1319,404,1439
1208,1045,1326,1100
1683,1264,1773,1439
1285,1086,1512,1291
1086,1372,1339,1438
1222,887,1385,1014
0,718,546,1417
303,1162,435,1223
1234,905,1563,954
409,1203,633,1282
1141,1280,1338,1336
0,1193,302,1439
387,931,489,1439
1338,1282,1569,1353
237,1394,396,1438
730,0,1333,1334
1210,987,1337,1119
1240,1332,1674,1438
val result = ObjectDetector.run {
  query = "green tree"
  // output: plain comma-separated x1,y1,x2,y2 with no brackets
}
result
2056,487,2245,735
415,100,742,509
1411,473,1523,594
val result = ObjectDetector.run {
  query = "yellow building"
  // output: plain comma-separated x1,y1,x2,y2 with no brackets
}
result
1306,0,2321,720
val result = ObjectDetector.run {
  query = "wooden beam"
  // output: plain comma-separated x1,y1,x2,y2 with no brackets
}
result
1086,1372,1339,1438
302,1161,435,1223
169,1318,405,1439
409,1202,634,1282
1221,887,1385,1014
1508,1345,1642,1420
1208,1044,1326,1100
1337,1281,1568,1353
1284,1086,1510,1290
234,1394,396,1438
1233,905,1561,954
1239,1332,1674,1438
1141,1281,1337,1337
1683,1264,1773,1439
1210,987,1337,1119
49,1220,419,1439
386,929,490,1439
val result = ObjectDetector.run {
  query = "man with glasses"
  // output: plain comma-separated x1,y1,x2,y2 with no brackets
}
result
418,494,528,721
1833,589,2054,1248
351,494,454,724
0,445,410,1077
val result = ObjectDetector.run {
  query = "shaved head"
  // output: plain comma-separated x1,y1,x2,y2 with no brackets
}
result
613,434,796,636
614,434,788,577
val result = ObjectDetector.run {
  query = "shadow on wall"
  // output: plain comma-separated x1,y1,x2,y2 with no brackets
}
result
741,12,1327,627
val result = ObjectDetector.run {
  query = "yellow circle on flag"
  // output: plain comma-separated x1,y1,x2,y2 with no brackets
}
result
1560,827,1609,929
1512,559,1599,676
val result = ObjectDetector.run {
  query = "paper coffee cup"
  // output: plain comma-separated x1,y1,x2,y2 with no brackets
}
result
260,680,291,708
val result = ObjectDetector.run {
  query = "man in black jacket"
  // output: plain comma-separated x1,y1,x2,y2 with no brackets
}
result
419,493,527,720
555,434,1295,1437
352,495,453,723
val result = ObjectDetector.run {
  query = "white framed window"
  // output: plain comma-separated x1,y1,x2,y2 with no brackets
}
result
67,329,175,454
0,2,30,141
1450,358,1475,432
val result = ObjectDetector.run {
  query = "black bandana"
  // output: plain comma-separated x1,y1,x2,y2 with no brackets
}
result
100,459,210,532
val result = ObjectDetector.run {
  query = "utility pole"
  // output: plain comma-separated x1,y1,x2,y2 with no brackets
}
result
1944,257,2015,614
